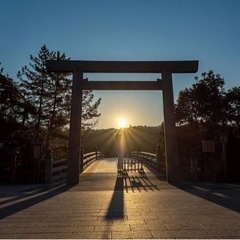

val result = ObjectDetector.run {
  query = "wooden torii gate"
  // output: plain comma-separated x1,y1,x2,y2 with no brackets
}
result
46,60,198,185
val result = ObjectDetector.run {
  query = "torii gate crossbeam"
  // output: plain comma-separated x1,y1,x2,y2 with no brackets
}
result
46,60,198,185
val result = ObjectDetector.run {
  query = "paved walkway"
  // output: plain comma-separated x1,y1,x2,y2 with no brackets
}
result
0,158,240,239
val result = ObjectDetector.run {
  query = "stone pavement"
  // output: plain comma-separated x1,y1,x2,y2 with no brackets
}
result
0,158,240,239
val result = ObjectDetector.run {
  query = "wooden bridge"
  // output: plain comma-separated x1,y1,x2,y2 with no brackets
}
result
46,150,166,184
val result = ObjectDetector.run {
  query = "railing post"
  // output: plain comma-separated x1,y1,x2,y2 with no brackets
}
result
10,149,19,183
137,147,139,162
80,145,84,173
95,148,98,160
45,148,53,183
156,144,161,172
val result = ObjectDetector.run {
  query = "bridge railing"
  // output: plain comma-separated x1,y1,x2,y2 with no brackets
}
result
50,151,103,182
131,151,166,174
131,151,157,169
51,158,68,182
83,151,103,169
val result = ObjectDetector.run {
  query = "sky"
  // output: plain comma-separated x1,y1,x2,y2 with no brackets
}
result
1,0,240,129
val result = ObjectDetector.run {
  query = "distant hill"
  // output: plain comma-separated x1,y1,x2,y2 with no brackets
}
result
82,125,162,157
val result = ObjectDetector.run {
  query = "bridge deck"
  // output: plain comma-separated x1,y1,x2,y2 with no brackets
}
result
0,158,240,239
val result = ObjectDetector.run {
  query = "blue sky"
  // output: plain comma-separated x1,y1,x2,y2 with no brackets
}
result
1,0,240,128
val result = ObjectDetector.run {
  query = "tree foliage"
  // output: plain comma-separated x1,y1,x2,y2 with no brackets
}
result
82,90,101,130
17,45,72,143
82,125,161,156
0,45,101,161
226,87,240,135
17,45,101,150
175,70,226,137
0,65,36,141
175,70,240,181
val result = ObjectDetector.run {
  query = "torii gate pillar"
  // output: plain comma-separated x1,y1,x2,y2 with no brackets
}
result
162,71,180,184
67,70,83,185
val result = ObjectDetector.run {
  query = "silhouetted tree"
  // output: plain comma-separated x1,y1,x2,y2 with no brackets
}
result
226,87,240,138
175,88,199,126
18,46,55,141
82,89,101,131
0,65,36,140
175,70,226,137
17,45,101,151
175,70,240,181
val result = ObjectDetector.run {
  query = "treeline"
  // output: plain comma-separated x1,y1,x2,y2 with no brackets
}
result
82,125,164,158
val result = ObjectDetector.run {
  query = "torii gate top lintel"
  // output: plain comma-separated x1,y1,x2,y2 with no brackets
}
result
46,60,198,74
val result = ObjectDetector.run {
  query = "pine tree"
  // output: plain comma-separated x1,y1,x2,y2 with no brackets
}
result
17,45,101,152
18,45,53,141
82,90,101,130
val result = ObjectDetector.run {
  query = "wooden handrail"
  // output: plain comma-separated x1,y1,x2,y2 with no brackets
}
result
131,151,157,168
50,151,103,182
131,150,166,174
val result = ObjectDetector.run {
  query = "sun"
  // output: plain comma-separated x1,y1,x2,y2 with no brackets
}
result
118,118,127,128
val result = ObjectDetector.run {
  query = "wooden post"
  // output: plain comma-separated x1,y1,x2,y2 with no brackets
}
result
162,71,181,184
67,70,83,185
45,149,53,183
156,144,161,171
10,151,17,183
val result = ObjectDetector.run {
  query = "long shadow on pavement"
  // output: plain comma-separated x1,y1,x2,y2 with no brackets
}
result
124,170,160,193
105,176,124,220
104,169,161,220
179,181,240,213
143,163,240,214
0,182,73,219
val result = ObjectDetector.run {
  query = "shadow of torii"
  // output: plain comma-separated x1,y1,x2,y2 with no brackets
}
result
0,182,72,220
105,169,160,220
